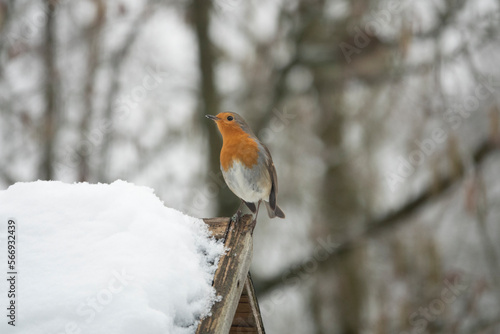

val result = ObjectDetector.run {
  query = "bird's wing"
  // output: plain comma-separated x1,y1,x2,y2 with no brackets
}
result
262,144,278,210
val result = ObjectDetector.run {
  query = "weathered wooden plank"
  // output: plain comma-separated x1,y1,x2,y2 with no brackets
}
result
203,217,231,239
231,288,255,328
229,273,266,334
229,328,260,333
197,215,255,334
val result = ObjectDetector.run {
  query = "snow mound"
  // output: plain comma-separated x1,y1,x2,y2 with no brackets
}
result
0,180,224,334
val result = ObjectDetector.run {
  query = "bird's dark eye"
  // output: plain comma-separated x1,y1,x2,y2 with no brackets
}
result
227,115,233,121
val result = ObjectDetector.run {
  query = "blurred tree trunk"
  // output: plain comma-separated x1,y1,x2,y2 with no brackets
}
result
303,2,369,332
0,1,13,63
192,0,238,216
39,0,59,180
78,0,105,182
311,76,366,334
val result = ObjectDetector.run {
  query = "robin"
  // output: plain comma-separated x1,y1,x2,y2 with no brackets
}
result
206,112,285,222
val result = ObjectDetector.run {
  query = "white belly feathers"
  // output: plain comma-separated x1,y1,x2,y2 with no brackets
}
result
221,160,271,203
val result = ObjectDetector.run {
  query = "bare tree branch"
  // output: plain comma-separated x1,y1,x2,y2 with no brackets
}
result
254,139,500,296
97,5,152,182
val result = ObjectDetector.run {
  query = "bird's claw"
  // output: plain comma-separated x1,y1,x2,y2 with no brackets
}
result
231,210,243,223
250,217,257,229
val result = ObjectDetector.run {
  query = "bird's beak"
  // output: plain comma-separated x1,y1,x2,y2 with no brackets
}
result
205,114,219,121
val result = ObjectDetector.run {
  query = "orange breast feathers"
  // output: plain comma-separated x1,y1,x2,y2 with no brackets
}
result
219,130,259,171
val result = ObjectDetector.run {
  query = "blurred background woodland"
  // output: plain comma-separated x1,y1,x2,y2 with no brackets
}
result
1,0,500,333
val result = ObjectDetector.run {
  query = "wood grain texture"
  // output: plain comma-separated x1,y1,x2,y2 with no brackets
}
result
230,273,266,334
197,214,255,334
204,216,231,239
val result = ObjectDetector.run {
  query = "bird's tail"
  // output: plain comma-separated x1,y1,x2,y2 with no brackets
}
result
264,201,285,219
